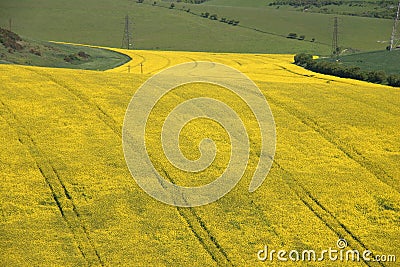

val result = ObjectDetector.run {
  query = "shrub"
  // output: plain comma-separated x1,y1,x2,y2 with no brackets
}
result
64,54,79,63
0,27,23,51
77,51,90,59
29,48,41,56
387,74,400,87
367,71,386,84
293,53,392,86
294,53,313,66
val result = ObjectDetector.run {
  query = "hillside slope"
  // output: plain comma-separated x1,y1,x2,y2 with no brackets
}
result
0,0,393,54
0,49,399,266
0,28,130,70
331,49,400,75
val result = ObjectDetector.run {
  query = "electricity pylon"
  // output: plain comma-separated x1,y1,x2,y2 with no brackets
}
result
122,15,133,50
332,17,339,58
390,1,400,51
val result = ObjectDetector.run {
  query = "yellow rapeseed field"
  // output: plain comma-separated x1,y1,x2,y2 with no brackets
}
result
0,47,399,266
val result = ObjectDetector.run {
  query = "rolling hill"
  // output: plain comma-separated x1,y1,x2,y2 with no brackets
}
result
0,28,130,70
0,47,399,266
326,49,400,75
0,0,395,54
1,0,399,266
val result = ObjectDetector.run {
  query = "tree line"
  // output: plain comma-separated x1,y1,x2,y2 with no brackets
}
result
294,53,400,87
269,0,398,19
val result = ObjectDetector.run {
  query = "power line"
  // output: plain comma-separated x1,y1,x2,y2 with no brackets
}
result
122,15,133,50
389,1,400,51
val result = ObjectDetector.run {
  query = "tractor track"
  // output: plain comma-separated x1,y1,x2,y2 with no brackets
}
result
182,56,199,69
123,51,171,75
18,61,393,266
265,91,399,194
162,171,233,266
305,77,399,117
27,68,233,265
41,62,365,266
259,65,398,265
273,160,385,267
276,64,350,84
275,62,400,110
272,65,399,118
144,52,172,75
262,87,398,264
27,68,121,137
121,52,146,74
0,99,104,267
126,52,146,68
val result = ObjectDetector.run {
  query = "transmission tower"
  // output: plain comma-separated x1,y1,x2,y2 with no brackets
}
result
122,15,133,50
332,17,339,58
389,1,400,51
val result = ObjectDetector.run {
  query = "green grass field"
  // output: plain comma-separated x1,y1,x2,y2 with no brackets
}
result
325,49,400,74
266,0,398,19
0,0,394,54
185,2,393,51
0,33,130,70
196,0,275,7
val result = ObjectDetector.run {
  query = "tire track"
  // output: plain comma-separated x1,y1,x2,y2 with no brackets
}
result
125,52,146,70
276,64,396,92
162,171,233,266
275,64,399,116
117,52,146,74
266,93,399,194
277,62,399,109
273,160,384,267
276,64,333,80
27,68,233,265
124,51,170,75
23,60,393,267
0,100,104,267
130,52,146,67
144,52,172,75
182,56,198,69
310,78,398,118
275,64,367,87
27,68,121,137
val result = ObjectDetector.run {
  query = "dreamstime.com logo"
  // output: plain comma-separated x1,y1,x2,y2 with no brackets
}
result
257,239,397,263
122,62,276,207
